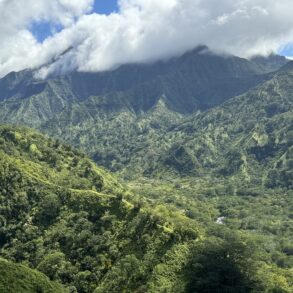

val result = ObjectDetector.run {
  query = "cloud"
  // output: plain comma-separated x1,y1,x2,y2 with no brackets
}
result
1,0,293,78
0,0,93,76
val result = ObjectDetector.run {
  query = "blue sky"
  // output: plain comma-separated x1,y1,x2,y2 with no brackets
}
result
278,43,293,57
31,0,118,42
94,0,118,15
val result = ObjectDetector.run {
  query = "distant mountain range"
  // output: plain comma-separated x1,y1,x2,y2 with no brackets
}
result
0,48,291,185
0,46,285,115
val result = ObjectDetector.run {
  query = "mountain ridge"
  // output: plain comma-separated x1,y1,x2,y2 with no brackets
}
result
32,62,292,188
0,47,273,114
0,51,291,185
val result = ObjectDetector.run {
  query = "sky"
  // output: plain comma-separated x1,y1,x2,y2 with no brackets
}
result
93,0,118,15
0,0,293,78
31,0,119,43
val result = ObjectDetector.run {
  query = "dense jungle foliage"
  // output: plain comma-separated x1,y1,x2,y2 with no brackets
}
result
0,258,65,293
0,126,292,292
0,50,292,292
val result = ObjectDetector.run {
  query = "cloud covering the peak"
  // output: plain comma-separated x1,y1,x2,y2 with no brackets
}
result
0,0,293,77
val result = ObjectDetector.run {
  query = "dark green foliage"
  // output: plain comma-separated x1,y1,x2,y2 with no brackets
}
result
186,236,258,293
129,178,293,292
186,232,293,293
0,47,269,116
0,258,65,293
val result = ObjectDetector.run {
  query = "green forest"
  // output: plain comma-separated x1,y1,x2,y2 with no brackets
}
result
0,125,291,292
0,48,292,292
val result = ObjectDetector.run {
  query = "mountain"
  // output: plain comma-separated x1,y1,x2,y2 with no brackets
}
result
0,49,292,292
0,47,269,126
251,53,289,73
13,61,290,189
130,61,293,190
0,125,291,293
0,48,285,173
0,48,291,184
0,50,291,184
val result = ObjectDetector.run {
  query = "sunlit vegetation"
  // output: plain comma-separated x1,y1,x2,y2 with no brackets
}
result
0,126,291,292
0,53,292,292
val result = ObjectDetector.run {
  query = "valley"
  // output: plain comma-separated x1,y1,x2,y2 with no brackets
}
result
0,49,292,292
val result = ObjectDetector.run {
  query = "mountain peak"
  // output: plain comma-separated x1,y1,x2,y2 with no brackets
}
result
182,45,210,56
250,53,289,73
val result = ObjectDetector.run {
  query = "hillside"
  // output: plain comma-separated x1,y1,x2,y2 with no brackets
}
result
1,0,293,291
0,126,201,292
0,54,289,181
0,258,65,293
0,51,292,292
250,54,289,73
0,50,290,185
0,126,291,292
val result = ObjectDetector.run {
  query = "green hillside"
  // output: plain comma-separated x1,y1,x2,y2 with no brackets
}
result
0,51,292,292
0,126,201,292
0,51,290,185
0,258,65,293
136,61,293,188
0,126,291,292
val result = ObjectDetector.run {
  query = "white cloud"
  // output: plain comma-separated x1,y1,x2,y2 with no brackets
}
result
1,0,293,78
0,0,93,76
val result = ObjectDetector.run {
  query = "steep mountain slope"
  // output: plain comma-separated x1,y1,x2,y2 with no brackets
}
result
250,54,289,73
61,47,268,113
39,61,292,189
0,125,203,292
140,62,293,189
0,47,270,128
0,126,291,292
1,50,290,183
0,51,290,188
